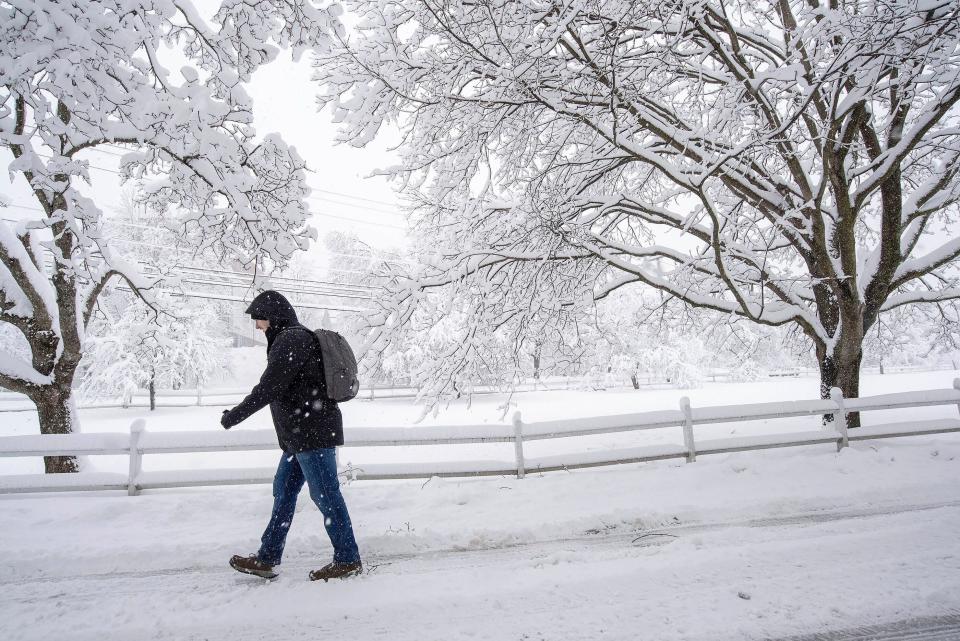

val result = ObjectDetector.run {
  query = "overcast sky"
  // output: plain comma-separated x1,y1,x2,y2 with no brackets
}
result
246,54,408,253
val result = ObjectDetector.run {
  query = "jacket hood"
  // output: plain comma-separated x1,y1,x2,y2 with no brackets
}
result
245,290,299,327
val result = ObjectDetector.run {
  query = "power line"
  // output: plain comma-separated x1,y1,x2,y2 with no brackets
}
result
3,204,47,214
102,229,407,265
26,239,386,296
97,232,406,267
2,225,405,273
160,274,376,301
112,283,372,312
49,257,380,302
84,146,128,159
41,142,407,214
306,194,402,216
314,209,406,229
3,213,409,268
307,188,400,209
8,144,410,230
168,264,380,293
31,152,126,176
134,258,383,294
96,143,401,205
100,143,138,154
3,196,407,231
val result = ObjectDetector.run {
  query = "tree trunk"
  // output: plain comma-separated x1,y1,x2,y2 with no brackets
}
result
149,374,156,411
630,373,640,390
32,386,80,473
817,339,863,429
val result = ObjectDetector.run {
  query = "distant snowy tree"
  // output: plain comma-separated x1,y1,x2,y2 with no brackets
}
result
862,301,960,370
921,302,960,363
315,0,960,426
379,307,517,397
323,231,395,287
639,338,707,390
0,0,341,471
584,290,806,386
81,292,229,410
588,298,710,388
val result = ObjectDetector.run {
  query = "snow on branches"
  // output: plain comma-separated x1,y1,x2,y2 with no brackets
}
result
315,0,960,407
0,0,341,467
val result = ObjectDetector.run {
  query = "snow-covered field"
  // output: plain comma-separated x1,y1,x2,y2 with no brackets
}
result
3,371,960,640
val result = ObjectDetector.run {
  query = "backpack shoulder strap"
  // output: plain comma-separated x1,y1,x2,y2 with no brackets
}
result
276,325,316,342
274,325,322,357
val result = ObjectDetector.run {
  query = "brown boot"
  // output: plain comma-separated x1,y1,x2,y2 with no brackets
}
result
309,561,363,582
230,554,278,579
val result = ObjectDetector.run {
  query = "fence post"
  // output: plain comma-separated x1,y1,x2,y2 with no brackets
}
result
953,379,960,415
830,387,849,451
679,396,696,463
512,411,526,479
128,419,145,496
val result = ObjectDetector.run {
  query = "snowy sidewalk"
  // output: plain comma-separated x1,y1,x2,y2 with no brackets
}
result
4,495,960,640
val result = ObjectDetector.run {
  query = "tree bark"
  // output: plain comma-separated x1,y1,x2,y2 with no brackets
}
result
817,339,863,429
149,371,156,411
31,385,80,473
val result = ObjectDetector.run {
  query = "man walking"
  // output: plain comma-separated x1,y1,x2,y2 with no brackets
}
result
220,290,362,582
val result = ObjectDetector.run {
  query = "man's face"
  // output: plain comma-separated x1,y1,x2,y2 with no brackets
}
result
255,319,270,332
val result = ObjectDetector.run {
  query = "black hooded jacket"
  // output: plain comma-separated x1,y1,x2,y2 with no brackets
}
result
221,290,343,452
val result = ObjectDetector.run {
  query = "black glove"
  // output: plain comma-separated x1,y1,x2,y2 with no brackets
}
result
221,409,234,429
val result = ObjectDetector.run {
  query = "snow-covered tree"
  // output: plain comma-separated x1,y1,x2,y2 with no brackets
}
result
77,192,233,407
81,292,229,410
368,271,592,402
315,0,960,426
0,1,341,471
378,304,519,394
585,295,716,388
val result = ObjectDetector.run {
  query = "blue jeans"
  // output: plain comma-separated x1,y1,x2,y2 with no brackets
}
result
257,449,361,566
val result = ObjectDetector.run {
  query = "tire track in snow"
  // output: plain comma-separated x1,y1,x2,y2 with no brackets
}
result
765,614,960,641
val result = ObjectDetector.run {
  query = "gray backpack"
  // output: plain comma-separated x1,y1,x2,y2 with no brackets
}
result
313,329,360,402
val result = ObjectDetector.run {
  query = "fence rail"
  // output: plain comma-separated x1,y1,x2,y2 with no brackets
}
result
0,386,426,412
2,382,960,495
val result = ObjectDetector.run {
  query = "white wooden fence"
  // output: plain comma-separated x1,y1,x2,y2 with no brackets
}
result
2,365,957,412
0,385,425,411
2,382,960,496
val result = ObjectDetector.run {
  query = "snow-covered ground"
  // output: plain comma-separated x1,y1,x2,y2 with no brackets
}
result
3,371,960,640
